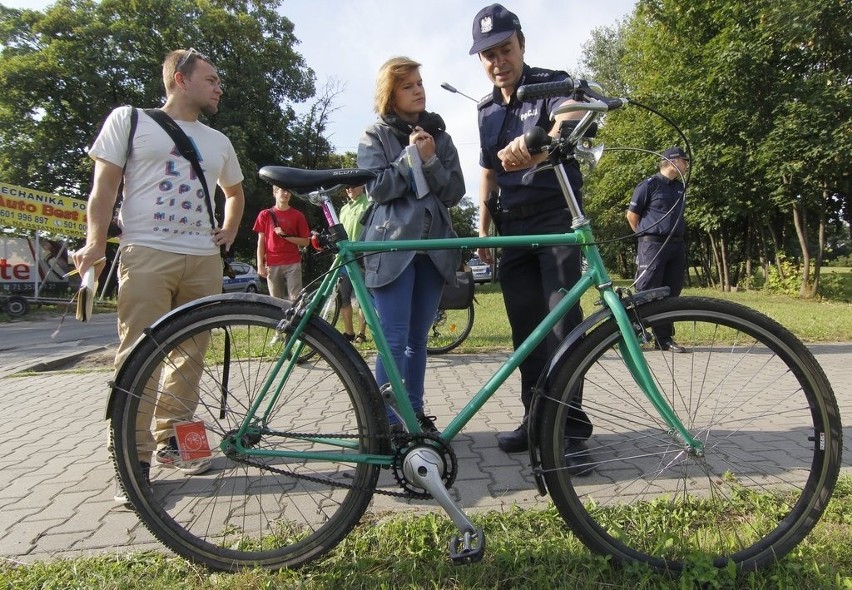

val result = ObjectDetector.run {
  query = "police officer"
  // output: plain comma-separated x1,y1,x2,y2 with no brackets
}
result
626,146,690,352
470,3,591,467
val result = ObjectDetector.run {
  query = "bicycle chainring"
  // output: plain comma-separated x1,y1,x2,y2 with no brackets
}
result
391,433,458,500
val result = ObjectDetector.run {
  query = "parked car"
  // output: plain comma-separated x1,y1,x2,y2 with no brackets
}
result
222,261,264,293
467,257,493,284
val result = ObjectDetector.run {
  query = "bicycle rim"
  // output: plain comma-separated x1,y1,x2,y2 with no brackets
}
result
110,301,383,571
539,296,842,572
427,304,474,354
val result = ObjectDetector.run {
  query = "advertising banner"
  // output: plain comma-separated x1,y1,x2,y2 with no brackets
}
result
0,182,88,238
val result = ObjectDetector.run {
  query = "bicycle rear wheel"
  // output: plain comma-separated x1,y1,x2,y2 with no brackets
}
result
538,296,842,572
110,300,385,571
427,304,474,354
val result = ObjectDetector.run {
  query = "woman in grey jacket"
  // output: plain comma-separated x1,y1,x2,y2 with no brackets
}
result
357,56,465,433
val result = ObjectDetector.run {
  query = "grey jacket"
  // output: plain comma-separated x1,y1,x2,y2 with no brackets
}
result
357,119,465,288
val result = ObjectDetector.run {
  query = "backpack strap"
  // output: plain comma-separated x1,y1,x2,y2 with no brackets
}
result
143,108,217,231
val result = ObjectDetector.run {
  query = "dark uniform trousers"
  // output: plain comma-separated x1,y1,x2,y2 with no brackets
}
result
499,207,591,439
635,238,686,342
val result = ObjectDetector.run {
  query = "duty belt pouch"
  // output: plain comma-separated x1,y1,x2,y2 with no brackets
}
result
484,191,503,234
144,108,235,279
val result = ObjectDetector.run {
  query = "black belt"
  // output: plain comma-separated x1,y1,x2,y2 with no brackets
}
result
639,234,683,243
501,200,567,221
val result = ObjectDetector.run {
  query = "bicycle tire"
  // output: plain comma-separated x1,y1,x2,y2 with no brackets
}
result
538,296,842,572
110,300,384,571
297,287,341,362
426,303,475,355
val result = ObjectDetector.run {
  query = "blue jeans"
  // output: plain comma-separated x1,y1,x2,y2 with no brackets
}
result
372,255,444,422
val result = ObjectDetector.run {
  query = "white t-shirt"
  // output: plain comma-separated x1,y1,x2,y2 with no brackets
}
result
89,106,244,256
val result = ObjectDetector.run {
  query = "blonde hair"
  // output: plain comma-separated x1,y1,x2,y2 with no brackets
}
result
162,49,215,94
374,56,421,116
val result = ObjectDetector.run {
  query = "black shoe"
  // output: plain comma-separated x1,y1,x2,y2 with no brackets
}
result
416,413,439,434
564,439,593,477
497,418,529,453
656,339,687,353
343,332,356,342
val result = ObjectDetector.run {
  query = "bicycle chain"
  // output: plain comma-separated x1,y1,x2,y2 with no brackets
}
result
226,430,455,499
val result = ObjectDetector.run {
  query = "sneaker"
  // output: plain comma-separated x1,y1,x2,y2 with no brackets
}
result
343,332,356,342
416,413,439,434
154,437,212,475
114,461,151,507
353,333,369,344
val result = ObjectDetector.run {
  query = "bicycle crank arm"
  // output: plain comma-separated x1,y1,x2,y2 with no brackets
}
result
402,447,485,564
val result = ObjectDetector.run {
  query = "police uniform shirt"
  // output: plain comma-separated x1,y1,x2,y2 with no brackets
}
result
628,173,686,238
477,65,582,210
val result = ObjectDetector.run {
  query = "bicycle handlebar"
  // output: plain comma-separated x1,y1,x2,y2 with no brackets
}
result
516,79,576,101
517,77,628,112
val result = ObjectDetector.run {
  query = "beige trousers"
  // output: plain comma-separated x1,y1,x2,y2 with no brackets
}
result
114,245,222,459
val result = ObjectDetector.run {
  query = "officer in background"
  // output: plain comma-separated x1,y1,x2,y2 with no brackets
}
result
470,3,591,466
626,146,689,352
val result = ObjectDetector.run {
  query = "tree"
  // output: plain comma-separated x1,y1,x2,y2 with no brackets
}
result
0,0,322,261
580,0,851,296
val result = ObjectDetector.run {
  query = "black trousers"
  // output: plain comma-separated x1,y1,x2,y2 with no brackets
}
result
635,239,686,342
500,208,584,417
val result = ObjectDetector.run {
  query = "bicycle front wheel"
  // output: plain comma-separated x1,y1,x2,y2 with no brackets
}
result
538,296,842,572
110,300,384,571
427,304,474,354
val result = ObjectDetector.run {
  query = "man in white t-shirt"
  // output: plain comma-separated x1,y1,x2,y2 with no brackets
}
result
72,49,245,504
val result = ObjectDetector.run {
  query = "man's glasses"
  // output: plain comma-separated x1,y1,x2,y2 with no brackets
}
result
176,47,207,71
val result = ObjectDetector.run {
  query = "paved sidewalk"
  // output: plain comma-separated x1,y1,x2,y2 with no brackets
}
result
1,345,850,565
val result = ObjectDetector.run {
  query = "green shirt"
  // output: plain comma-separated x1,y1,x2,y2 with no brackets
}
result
339,193,370,241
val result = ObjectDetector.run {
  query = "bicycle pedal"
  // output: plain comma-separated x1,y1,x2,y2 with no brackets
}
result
448,528,485,565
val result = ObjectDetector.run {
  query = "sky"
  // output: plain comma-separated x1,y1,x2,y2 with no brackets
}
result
3,0,637,194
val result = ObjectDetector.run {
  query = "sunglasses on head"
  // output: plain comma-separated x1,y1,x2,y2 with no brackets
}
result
176,47,208,71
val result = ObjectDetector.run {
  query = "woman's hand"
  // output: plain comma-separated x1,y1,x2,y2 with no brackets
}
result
409,126,435,161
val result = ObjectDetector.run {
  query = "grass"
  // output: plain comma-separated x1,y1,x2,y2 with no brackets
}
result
2,475,850,589
345,279,852,356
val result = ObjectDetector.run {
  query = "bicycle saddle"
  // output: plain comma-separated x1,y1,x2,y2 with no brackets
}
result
259,166,376,192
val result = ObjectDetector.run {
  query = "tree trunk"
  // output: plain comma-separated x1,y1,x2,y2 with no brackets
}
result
742,219,753,290
791,202,813,298
809,188,830,297
719,233,731,291
708,231,724,290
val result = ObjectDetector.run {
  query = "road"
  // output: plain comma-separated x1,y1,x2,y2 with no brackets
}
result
0,312,118,377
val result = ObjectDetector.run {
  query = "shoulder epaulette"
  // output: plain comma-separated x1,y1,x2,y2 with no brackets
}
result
526,67,569,83
477,92,494,110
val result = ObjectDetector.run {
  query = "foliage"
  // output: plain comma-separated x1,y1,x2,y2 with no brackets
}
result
579,0,851,296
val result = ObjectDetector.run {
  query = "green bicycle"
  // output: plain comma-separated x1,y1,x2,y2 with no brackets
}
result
108,78,842,573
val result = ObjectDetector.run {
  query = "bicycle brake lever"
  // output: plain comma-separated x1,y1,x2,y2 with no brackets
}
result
521,160,554,184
